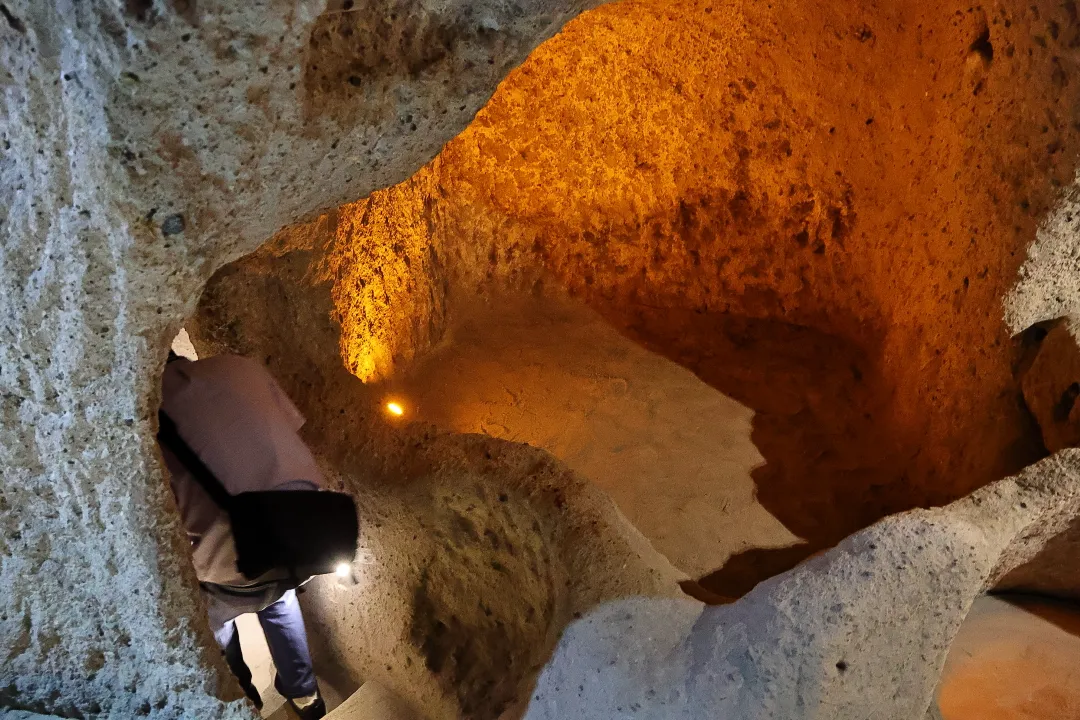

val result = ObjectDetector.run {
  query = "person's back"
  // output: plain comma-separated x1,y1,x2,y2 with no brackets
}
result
159,353,326,719
161,354,325,586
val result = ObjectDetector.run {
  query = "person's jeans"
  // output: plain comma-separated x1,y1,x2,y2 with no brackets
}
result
212,589,319,700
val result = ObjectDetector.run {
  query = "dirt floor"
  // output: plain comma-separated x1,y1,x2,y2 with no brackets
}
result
938,595,1080,720
398,291,976,595
400,293,801,582
602,304,919,595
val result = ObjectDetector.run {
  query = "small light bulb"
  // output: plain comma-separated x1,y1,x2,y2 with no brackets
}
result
385,401,405,417
335,562,350,578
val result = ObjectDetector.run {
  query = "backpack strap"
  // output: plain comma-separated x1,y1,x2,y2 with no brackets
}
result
157,410,235,511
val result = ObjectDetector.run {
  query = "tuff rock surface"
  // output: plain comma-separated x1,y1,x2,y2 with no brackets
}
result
186,261,686,719
7,0,1080,719
522,452,1080,720
280,0,1080,584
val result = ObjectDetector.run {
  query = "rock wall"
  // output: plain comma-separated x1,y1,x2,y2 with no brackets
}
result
186,250,686,720
7,0,1080,718
300,0,1080,566
0,0,596,716
522,451,1080,720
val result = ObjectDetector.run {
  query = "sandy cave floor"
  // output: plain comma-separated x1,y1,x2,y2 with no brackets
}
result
395,293,802,581
393,291,919,594
938,595,1080,720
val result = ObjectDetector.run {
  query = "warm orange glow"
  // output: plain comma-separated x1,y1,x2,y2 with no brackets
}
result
311,0,1080,557
385,401,405,417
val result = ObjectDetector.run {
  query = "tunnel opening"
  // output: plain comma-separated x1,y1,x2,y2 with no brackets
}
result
178,214,1080,720
180,247,695,720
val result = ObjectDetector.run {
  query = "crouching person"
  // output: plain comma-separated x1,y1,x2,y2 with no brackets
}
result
158,352,331,719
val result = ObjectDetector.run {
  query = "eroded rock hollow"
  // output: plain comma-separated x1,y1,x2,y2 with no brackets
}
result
6,0,1080,719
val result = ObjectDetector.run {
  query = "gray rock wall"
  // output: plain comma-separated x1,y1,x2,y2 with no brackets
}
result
523,451,1080,720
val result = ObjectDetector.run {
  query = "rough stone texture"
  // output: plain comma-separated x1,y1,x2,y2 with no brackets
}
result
301,434,683,720
9,0,1080,718
1006,172,1080,333
520,451,1080,720
282,0,1080,584
1021,319,1080,453
0,0,597,716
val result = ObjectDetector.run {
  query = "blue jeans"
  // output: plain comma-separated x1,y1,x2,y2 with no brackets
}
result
212,589,318,700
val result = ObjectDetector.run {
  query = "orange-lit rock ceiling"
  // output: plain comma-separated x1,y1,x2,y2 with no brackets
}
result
292,0,1080,563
